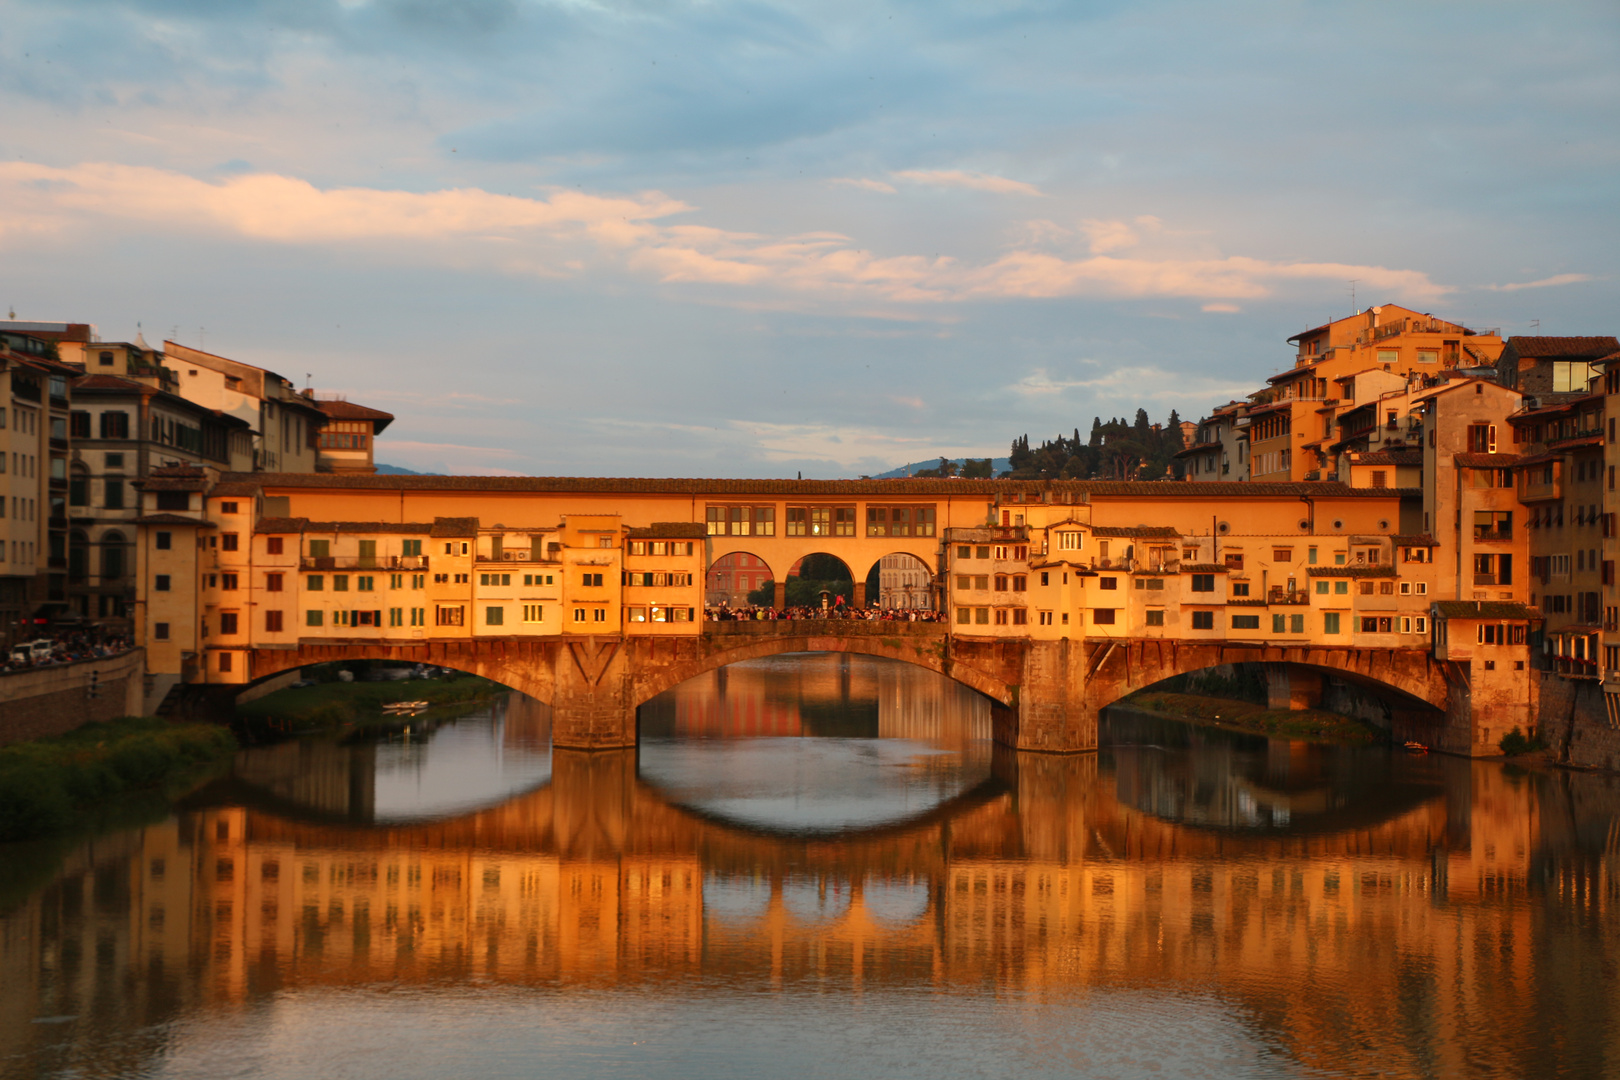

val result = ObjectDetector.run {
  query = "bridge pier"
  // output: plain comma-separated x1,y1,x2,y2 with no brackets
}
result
994,638,1097,754
1265,664,1323,711
551,637,638,750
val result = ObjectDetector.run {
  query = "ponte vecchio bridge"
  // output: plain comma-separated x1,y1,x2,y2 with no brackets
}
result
136,471,1533,754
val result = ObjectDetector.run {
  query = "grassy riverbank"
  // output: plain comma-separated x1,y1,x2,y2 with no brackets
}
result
1120,690,1382,745
0,716,238,843
235,673,504,734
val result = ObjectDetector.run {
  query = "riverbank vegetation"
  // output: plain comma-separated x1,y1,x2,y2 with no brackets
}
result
0,716,238,843
235,670,505,737
1121,690,1382,745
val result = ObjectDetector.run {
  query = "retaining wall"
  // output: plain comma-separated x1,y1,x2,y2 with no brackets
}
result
0,649,147,747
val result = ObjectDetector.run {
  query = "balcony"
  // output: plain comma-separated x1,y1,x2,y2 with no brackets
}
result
1266,587,1310,605
476,551,551,564
299,554,430,571
1473,528,1513,543
990,526,1029,542
1473,573,1499,586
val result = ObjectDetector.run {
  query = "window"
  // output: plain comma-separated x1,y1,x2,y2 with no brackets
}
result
1011,609,1028,625
266,537,284,555
104,480,124,510
1231,615,1260,630
307,575,324,591
266,573,284,592
154,622,170,640
709,505,777,536
436,605,465,626
1324,612,1341,634
402,539,422,556
389,608,403,627
1308,546,1317,565
1190,611,1214,630
221,533,239,552
957,546,972,559
581,573,603,587
220,613,238,635
221,573,238,590
357,576,374,591
1554,361,1596,393
1474,511,1512,540
995,608,1008,625
1093,609,1117,625
594,608,607,622
265,611,283,632
486,606,505,626
219,653,232,673
306,611,323,627
333,575,349,592
155,575,170,592
975,608,989,624
1230,582,1249,597
1191,574,1215,592
1335,580,1349,594
1145,610,1164,626
1058,532,1082,551
1467,423,1497,454
957,607,971,624
1224,554,1243,571
99,411,130,439
523,604,544,623
480,573,513,586
1272,549,1292,562
155,531,172,551
1371,471,1387,488
1272,613,1286,633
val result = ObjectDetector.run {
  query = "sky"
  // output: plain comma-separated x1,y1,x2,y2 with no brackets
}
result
1,0,1615,478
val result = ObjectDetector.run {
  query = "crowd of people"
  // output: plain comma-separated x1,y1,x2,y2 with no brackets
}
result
4,627,133,672
704,603,946,623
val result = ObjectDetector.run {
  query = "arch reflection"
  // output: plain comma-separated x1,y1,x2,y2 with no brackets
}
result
6,741,1619,1077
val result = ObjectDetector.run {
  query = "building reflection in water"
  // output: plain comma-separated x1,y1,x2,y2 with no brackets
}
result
4,676,1620,1077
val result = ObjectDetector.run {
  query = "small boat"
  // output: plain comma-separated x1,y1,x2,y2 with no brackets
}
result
382,700,430,712
1404,741,1428,754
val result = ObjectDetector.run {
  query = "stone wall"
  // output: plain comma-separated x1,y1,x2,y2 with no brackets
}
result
0,649,147,747
1535,670,1620,770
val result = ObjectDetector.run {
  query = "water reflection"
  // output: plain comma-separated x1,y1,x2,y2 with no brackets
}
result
638,654,994,834
3,663,1620,1079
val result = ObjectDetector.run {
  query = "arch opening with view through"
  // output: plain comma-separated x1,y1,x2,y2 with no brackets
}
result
863,551,936,611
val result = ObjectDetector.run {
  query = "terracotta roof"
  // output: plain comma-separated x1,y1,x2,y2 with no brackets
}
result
1173,441,1222,458
1454,452,1524,468
430,517,479,537
1391,534,1440,547
1546,435,1604,453
1306,565,1398,577
1091,525,1181,538
130,513,215,526
255,517,439,535
216,473,1414,500
627,522,709,539
135,476,210,492
72,374,146,393
1504,336,1620,361
1507,393,1602,420
316,398,394,434
1433,601,1541,621
1180,563,1231,573
1352,451,1422,466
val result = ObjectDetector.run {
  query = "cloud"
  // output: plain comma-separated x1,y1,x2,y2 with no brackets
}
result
830,177,897,194
0,161,1453,309
895,170,1045,197
1080,218,1139,254
1006,366,1256,407
1202,302,1241,313
1485,273,1594,292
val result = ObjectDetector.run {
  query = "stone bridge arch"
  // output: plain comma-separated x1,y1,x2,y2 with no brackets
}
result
1080,638,1455,730
245,639,565,707
626,624,1020,710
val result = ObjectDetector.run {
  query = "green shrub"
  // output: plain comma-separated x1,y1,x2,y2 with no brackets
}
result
1498,727,1545,756
0,717,237,842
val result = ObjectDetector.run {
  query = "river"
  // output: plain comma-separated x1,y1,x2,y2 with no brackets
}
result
2,653,1618,1079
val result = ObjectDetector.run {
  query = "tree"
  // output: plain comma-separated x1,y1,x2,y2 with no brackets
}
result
962,458,993,479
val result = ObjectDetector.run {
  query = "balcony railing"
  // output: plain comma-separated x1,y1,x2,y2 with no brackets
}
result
1474,573,1498,586
1473,528,1513,542
299,554,430,571
1266,588,1310,605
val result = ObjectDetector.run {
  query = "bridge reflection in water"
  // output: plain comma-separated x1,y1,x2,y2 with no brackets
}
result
5,679,1620,1076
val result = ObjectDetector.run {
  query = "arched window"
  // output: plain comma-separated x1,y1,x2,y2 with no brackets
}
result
101,530,126,581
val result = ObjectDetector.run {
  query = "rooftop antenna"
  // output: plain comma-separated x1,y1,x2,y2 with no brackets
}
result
1348,279,1359,313
1530,319,1540,332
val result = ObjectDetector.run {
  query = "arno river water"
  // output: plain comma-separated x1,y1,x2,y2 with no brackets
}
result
4,656,1620,1079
